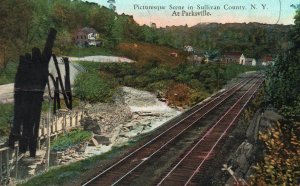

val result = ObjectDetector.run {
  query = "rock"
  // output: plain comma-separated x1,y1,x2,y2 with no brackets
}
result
91,138,100,146
136,112,160,117
246,109,283,143
64,156,73,161
159,98,167,102
85,103,92,109
132,113,139,119
78,143,87,152
259,110,282,130
246,110,262,143
234,141,254,171
56,152,63,159
93,135,111,145
81,116,101,135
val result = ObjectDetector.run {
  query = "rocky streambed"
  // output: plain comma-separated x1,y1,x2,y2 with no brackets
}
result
53,86,181,164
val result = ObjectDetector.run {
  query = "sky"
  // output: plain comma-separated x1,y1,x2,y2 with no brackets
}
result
88,0,299,27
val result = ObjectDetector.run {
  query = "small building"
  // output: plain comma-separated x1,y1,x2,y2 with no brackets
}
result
262,55,274,66
170,52,178,57
244,58,256,66
184,46,194,53
187,55,204,63
150,22,157,28
74,27,102,47
223,52,243,64
239,54,246,65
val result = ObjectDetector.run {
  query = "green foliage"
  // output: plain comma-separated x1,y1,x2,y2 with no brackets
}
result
20,139,140,186
145,80,174,93
265,9,300,117
146,66,175,81
155,23,290,57
0,62,18,85
251,122,300,185
110,17,125,46
51,129,92,151
265,52,300,114
0,104,13,136
76,59,257,105
73,71,117,103
66,46,113,57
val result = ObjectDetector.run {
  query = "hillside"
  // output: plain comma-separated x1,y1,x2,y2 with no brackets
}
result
156,23,291,58
117,42,188,66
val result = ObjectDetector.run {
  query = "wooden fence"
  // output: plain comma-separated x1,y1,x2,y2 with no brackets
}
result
0,109,85,184
39,110,84,138
0,145,20,185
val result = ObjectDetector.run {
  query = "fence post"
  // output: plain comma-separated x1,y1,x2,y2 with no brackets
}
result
75,112,78,126
55,115,58,132
0,151,2,179
70,112,73,128
6,149,10,179
64,115,67,132
15,147,19,180
37,138,41,150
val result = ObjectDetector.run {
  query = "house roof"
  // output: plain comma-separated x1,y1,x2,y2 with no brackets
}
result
77,27,98,34
262,56,273,61
245,58,254,62
223,52,243,57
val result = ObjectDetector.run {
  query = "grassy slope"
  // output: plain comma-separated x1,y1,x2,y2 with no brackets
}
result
117,42,188,66
19,138,141,186
64,46,113,57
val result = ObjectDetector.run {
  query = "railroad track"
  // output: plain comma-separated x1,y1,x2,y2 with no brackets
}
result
156,78,263,186
82,74,263,186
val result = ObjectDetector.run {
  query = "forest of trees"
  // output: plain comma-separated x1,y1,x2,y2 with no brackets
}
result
0,0,292,69
0,0,141,68
157,23,291,58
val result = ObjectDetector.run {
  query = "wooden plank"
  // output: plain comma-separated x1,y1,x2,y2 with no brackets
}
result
6,149,9,178
15,147,19,179
0,151,3,178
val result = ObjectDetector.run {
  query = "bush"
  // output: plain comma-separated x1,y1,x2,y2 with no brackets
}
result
51,129,92,151
74,72,116,103
0,104,13,136
190,89,210,106
251,122,300,185
0,62,18,85
145,80,174,93
145,66,175,81
166,83,192,107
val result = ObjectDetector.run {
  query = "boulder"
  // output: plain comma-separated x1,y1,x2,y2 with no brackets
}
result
246,109,282,143
81,116,101,135
93,135,111,145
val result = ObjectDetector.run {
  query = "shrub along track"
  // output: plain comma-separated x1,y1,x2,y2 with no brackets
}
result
82,73,264,186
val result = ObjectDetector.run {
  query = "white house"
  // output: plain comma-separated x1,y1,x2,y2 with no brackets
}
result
262,56,274,66
239,54,246,65
75,27,101,47
223,52,243,64
240,54,257,66
252,59,257,66
184,46,194,53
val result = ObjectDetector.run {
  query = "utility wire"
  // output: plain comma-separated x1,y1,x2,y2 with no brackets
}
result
276,0,282,24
